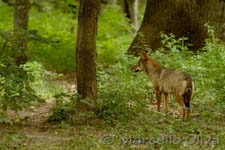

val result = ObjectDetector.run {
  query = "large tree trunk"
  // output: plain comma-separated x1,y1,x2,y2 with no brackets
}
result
128,0,221,54
101,0,117,5
76,0,100,110
121,0,138,31
14,0,30,64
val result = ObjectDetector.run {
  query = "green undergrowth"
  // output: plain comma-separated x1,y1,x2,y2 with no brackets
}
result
0,2,134,72
42,35,225,149
0,1,225,150
96,33,225,124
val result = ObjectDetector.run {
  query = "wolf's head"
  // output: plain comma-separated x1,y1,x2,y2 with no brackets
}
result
131,51,150,72
131,51,161,73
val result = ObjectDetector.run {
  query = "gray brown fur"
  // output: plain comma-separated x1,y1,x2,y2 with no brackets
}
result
132,52,194,120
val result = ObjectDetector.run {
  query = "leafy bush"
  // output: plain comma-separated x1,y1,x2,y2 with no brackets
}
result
0,57,44,112
0,2,13,30
48,93,77,123
97,5,134,64
21,61,64,99
0,111,11,124
28,4,133,71
152,33,225,104
48,93,97,125
96,32,225,123
159,32,191,52
0,28,57,59
0,3,134,72
28,7,76,72
96,62,153,123
0,133,23,150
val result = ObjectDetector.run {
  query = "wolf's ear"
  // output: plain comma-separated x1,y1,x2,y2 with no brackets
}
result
140,51,148,61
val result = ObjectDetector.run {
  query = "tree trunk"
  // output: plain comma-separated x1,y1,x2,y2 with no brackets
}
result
76,0,100,110
101,0,117,5
128,0,220,54
121,0,138,31
14,0,30,64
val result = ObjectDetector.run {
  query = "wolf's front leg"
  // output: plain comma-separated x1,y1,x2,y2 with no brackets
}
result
156,90,161,112
164,93,169,115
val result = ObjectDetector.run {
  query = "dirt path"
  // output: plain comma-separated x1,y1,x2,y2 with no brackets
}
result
0,73,79,148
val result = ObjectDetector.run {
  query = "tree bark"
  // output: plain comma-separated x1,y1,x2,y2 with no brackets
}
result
128,0,220,54
121,0,138,31
76,0,100,109
14,0,30,64
101,0,117,5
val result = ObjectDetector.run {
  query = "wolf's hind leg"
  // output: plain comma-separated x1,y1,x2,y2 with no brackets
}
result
156,90,162,112
164,93,169,115
183,89,192,120
175,94,186,120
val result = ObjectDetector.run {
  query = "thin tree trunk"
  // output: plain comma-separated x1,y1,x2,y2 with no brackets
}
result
14,0,30,64
76,0,100,110
121,0,138,31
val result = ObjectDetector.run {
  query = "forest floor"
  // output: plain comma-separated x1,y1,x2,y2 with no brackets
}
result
0,74,225,150
0,74,108,150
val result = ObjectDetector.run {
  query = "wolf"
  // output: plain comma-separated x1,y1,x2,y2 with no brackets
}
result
131,52,194,120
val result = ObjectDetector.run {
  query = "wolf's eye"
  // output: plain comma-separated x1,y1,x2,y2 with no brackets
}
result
142,60,148,64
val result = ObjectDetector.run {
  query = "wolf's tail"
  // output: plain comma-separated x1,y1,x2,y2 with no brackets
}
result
183,77,193,111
